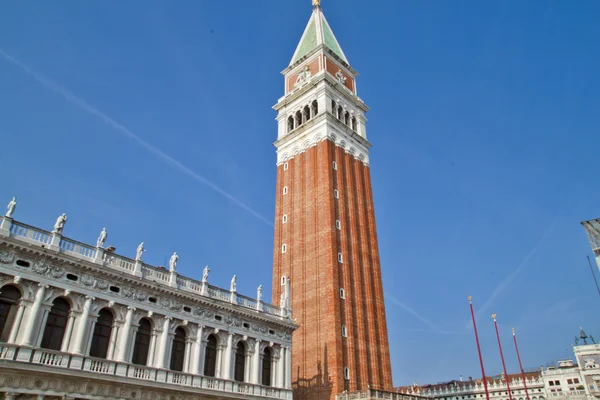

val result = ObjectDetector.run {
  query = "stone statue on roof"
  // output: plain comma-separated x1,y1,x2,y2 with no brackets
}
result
135,242,145,261
257,285,263,302
169,252,178,272
312,0,321,7
52,213,67,234
230,275,237,292
96,227,107,248
202,265,210,283
5,197,16,218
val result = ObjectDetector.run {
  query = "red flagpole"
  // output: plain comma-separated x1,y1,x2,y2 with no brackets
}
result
513,328,530,400
492,314,513,400
469,296,490,400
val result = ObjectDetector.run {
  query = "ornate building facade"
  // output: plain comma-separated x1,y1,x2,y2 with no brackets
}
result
0,209,296,399
398,372,546,400
271,2,393,399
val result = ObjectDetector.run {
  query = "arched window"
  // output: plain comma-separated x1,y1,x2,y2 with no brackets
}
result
288,116,294,132
0,285,22,342
234,341,246,382
351,117,357,131
337,106,343,120
204,334,218,377
303,106,310,123
311,100,318,117
262,347,272,386
170,327,186,371
40,298,71,351
89,308,113,359
295,111,302,128
132,318,152,366
331,100,336,114
344,112,350,126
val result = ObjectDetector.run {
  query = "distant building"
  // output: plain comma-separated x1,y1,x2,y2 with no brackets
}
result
0,211,296,399
573,342,600,398
541,359,586,399
396,372,546,400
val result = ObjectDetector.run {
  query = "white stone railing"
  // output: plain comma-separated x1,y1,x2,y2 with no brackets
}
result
547,391,586,397
1,218,287,319
0,343,293,399
335,389,430,400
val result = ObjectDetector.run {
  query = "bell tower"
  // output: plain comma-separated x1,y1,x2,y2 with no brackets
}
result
272,2,394,399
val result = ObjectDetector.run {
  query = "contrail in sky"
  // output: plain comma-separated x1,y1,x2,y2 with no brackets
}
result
476,216,559,317
385,293,439,329
0,48,273,227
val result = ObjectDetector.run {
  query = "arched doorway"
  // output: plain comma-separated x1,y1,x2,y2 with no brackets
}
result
131,318,152,365
169,327,186,371
89,308,113,358
234,341,246,382
40,298,71,351
0,285,21,342
203,334,218,377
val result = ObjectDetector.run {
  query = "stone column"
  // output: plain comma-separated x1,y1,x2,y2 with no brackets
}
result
285,346,292,389
215,343,224,378
183,335,193,373
252,339,261,384
22,284,47,346
116,307,135,362
223,333,234,380
192,325,205,375
7,302,26,344
244,348,252,383
271,354,277,387
73,296,94,355
147,329,158,366
277,347,285,388
60,310,76,352
155,316,172,369
106,320,119,360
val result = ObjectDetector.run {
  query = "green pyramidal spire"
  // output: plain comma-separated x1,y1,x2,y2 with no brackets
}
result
290,5,349,66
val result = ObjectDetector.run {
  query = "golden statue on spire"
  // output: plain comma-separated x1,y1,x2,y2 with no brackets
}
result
312,0,321,7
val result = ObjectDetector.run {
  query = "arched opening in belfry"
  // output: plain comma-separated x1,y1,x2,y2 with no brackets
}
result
132,318,152,366
331,99,336,114
89,308,114,359
262,347,272,386
204,334,218,377
344,111,350,126
311,100,318,117
337,106,343,120
295,111,302,128
303,105,310,123
234,341,246,382
288,116,294,132
40,297,71,351
0,285,21,342
170,327,186,372
351,116,357,131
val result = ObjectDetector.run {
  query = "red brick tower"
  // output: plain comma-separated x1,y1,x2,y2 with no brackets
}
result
272,2,394,399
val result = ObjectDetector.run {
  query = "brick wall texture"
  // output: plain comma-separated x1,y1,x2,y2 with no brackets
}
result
272,139,393,400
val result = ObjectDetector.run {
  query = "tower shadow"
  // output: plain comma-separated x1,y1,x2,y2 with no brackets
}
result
292,344,333,400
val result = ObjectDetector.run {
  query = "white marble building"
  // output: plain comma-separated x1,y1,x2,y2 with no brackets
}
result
541,360,587,399
0,205,296,400
574,343,600,398
398,372,546,400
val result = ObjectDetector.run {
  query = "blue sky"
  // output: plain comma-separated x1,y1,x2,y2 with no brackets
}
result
1,0,599,386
